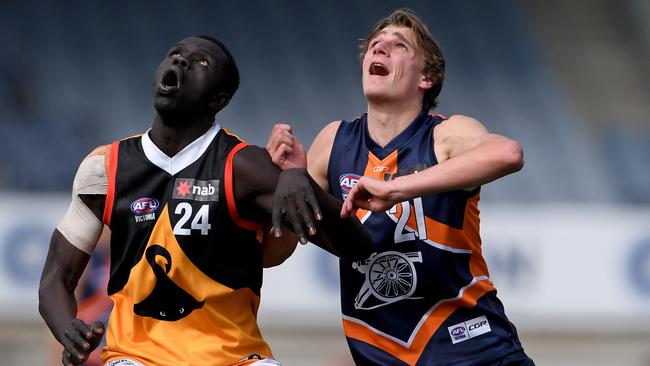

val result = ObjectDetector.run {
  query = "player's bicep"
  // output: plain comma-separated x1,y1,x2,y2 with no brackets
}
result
434,115,489,162
233,145,281,217
40,229,92,294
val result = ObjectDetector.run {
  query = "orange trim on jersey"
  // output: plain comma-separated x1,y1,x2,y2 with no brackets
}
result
364,150,398,179
431,113,448,120
343,278,494,365
221,127,246,142
225,143,263,231
102,140,119,226
463,193,490,277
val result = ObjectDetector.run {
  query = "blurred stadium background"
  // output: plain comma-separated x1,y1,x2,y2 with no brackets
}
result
1,0,650,365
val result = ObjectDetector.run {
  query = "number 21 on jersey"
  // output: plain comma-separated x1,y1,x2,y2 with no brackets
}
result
388,197,427,243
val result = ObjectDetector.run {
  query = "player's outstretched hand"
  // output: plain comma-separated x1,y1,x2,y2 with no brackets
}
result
61,319,105,365
272,168,322,244
341,176,397,218
265,124,307,170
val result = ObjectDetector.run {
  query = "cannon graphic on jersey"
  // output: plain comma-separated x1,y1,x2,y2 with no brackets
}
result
352,250,423,310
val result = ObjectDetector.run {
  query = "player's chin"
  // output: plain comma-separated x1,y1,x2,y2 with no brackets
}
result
154,93,179,112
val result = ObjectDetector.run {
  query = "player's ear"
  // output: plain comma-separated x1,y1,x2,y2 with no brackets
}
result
419,75,434,90
210,92,231,112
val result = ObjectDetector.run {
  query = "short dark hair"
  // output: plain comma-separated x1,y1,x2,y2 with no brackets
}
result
359,9,445,111
196,35,240,99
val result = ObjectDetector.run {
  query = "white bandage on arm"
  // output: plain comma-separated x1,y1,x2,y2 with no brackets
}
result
56,154,108,254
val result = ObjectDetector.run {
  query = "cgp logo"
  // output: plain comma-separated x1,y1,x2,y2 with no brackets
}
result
448,316,491,344
339,173,361,200
130,198,160,214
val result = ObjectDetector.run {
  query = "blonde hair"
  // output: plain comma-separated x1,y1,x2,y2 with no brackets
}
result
359,9,445,111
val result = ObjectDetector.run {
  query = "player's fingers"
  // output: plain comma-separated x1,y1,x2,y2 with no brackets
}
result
285,200,307,244
91,321,105,335
303,187,323,222
271,200,284,238
273,123,293,134
277,142,294,156
62,350,72,366
62,339,87,365
88,321,105,346
72,318,92,338
66,329,90,352
269,143,293,166
340,198,352,218
272,133,294,150
295,195,317,237
268,125,294,150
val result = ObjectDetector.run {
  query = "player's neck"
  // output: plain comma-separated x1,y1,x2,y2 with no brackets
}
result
366,101,422,148
150,115,214,157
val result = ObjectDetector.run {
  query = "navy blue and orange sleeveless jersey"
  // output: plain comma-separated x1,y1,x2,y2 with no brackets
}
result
328,113,528,365
99,126,273,365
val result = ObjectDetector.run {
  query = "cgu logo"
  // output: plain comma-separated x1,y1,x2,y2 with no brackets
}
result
339,173,361,192
193,184,216,196
130,198,160,214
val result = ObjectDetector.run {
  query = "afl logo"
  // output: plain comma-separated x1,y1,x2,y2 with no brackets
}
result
339,173,361,192
130,198,159,214
451,326,466,337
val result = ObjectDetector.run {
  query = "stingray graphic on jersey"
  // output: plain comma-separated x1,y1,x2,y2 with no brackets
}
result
134,245,204,321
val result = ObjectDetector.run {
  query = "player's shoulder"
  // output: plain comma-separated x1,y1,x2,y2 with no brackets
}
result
233,144,274,176
73,144,111,194
435,114,487,136
310,120,342,152
236,144,267,161
441,114,481,124
84,144,111,160
322,120,343,134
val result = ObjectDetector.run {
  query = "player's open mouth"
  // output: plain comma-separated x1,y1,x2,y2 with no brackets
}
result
369,63,389,76
159,69,181,94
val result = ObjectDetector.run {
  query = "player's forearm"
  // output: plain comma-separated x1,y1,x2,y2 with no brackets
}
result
39,230,91,344
309,178,372,259
39,277,79,344
391,137,523,199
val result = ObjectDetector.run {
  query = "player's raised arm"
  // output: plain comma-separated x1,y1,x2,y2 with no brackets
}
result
341,115,523,217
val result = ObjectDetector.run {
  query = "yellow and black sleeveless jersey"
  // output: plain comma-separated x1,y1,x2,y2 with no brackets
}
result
329,113,531,365
99,124,272,365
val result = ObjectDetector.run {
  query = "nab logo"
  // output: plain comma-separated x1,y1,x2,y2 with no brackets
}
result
192,184,215,196
130,198,159,214
173,178,220,202
339,173,361,192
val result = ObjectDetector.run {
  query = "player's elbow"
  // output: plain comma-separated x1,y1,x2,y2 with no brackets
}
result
500,140,524,173
38,279,54,321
